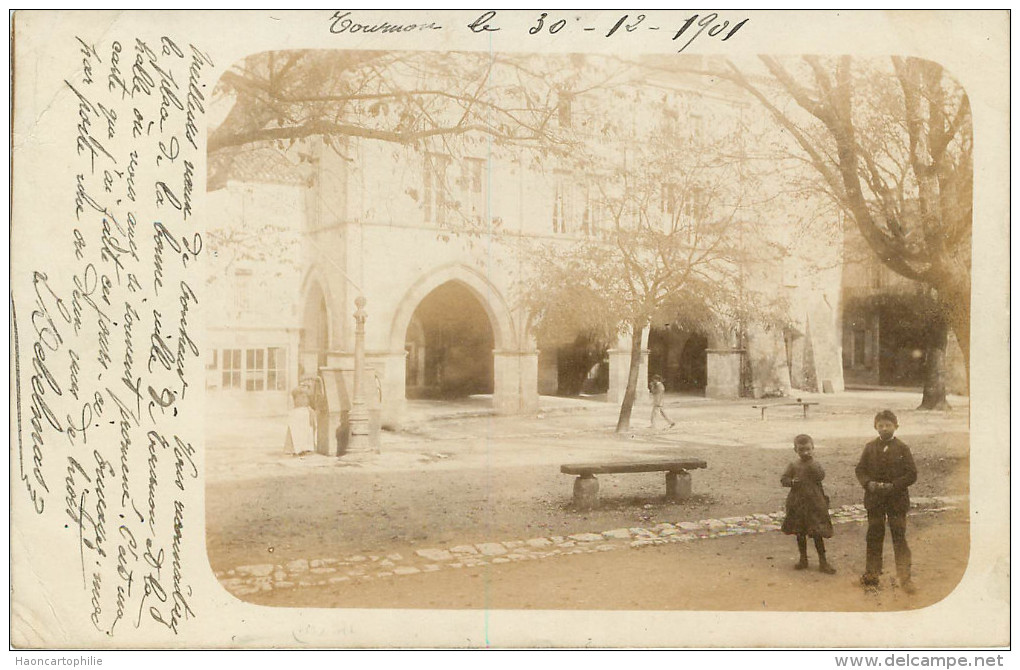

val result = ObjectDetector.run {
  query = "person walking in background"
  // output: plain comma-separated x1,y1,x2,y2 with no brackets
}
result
856,409,918,593
649,374,675,429
781,434,836,574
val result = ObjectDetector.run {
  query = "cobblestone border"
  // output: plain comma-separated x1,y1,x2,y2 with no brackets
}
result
217,497,963,597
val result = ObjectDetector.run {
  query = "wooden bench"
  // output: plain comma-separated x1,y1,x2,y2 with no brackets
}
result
750,399,819,420
560,459,708,510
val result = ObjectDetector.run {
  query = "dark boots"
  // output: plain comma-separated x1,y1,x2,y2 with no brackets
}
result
795,536,809,569
815,536,837,574
795,536,836,574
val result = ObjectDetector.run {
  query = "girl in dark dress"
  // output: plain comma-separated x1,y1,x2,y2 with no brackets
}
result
781,434,836,574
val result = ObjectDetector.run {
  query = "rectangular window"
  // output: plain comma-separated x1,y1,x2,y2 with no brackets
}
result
234,268,253,313
682,186,707,221
221,349,242,389
424,154,450,225
267,347,287,391
245,348,266,391
461,158,486,225
662,183,679,219
206,349,218,370
552,171,576,234
660,182,677,232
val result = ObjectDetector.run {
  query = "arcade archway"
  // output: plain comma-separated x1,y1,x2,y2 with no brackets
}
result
404,280,495,399
648,327,708,394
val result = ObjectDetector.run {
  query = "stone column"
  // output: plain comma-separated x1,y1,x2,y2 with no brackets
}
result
346,296,373,453
606,330,650,404
492,350,539,414
706,349,744,399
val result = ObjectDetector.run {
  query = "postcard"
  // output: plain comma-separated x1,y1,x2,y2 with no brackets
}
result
9,10,1009,648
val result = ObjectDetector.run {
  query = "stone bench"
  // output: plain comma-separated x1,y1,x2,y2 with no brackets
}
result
750,399,819,420
560,459,708,510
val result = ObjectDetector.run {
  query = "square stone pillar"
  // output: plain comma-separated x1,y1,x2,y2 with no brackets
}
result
493,350,539,414
706,349,744,399
606,331,649,404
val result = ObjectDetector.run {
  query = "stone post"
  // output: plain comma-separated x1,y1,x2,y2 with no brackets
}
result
666,471,692,501
493,350,540,414
706,348,744,399
573,475,599,510
606,330,650,404
346,295,373,453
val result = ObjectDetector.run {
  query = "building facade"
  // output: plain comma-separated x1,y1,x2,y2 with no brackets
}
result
205,56,848,447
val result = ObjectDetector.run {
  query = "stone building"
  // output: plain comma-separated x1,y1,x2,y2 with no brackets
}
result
840,221,968,393
204,54,847,448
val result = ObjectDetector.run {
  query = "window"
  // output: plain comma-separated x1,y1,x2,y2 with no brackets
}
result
662,183,706,232
213,347,287,392
581,184,602,236
221,349,242,389
245,349,265,391
424,154,450,225
682,186,707,221
662,183,679,219
267,347,287,391
234,268,253,313
206,349,218,370
552,171,577,234
461,158,486,225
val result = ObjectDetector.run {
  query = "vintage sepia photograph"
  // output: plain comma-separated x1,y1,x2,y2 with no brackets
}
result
202,49,972,611
10,10,1008,651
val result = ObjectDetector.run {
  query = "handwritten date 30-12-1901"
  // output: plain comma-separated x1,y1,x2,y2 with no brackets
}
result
327,11,749,53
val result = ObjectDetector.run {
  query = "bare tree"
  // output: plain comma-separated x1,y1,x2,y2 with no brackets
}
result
521,97,785,432
713,56,971,409
208,50,635,157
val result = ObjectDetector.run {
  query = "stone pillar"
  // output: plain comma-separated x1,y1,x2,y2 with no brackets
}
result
536,349,558,396
573,475,599,510
606,330,650,404
493,350,539,414
606,347,630,404
706,349,744,399
666,471,693,501
346,296,373,454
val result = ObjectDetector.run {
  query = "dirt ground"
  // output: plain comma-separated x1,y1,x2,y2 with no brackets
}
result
242,509,969,613
204,390,970,612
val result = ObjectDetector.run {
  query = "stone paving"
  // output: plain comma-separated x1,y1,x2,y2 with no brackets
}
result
216,496,964,597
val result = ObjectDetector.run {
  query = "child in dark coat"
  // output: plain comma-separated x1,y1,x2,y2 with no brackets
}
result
855,409,918,593
781,434,836,574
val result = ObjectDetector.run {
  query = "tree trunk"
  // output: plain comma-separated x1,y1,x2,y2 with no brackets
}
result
615,322,646,433
918,312,951,410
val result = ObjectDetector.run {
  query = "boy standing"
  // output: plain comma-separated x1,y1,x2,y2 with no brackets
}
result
855,410,918,593
649,374,675,429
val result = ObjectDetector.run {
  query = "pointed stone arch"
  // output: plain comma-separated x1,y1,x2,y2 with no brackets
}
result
388,263,536,414
388,263,518,354
298,268,339,377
